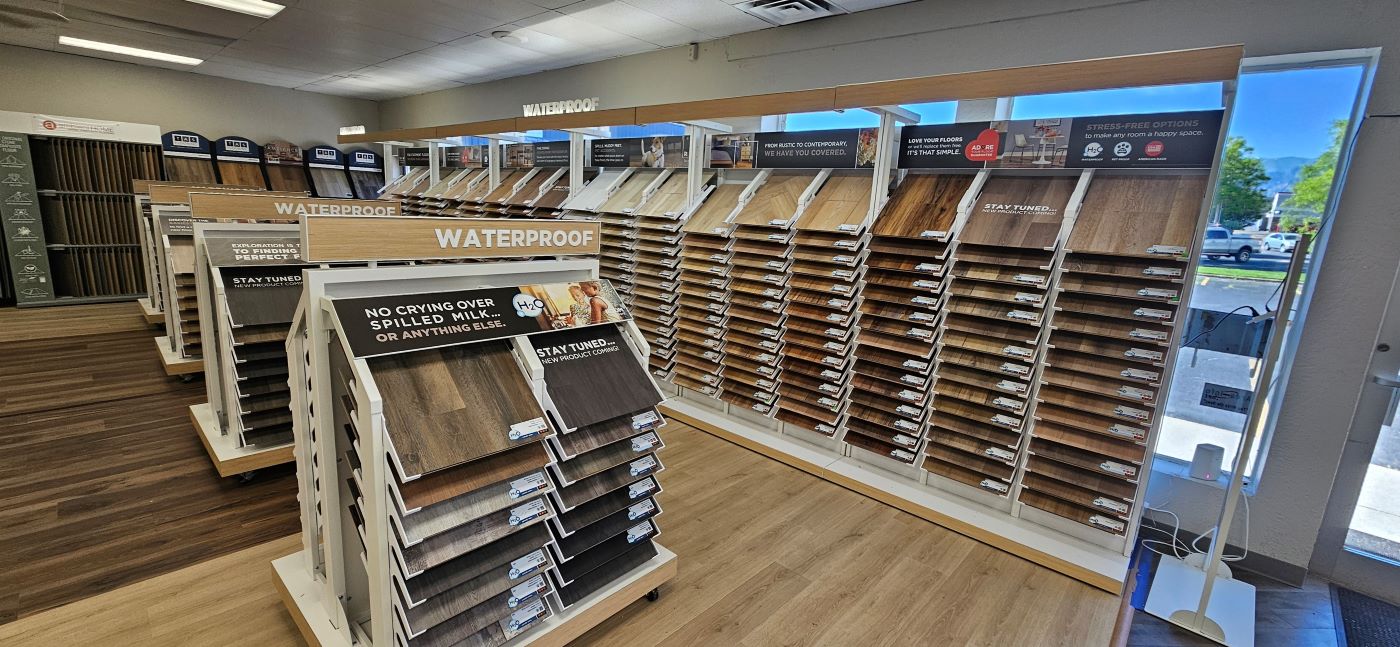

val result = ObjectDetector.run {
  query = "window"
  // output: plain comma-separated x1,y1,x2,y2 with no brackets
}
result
1010,82,1224,119
1205,229,1229,239
782,109,880,131
605,123,685,138
903,101,957,124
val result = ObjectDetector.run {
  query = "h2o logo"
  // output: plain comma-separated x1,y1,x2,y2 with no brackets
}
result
512,293,545,317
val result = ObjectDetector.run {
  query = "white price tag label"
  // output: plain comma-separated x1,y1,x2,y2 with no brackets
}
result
1098,460,1137,477
906,327,933,339
626,521,654,543
912,296,938,306
1133,307,1172,320
1146,244,1187,256
629,479,656,499
1002,346,1033,358
1006,310,1038,322
763,288,781,297
903,359,930,371
629,455,658,476
1107,423,1147,441
898,389,921,402
628,499,656,520
1000,362,1030,376
992,397,1021,411
508,575,547,608
895,419,919,431
990,414,1020,429
760,327,780,338
757,379,775,390
981,479,1010,494
509,550,548,579
768,218,789,227
1013,292,1042,304
1130,328,1169,341
703,351,722,362
509,473,548,498
505,599,548,638
631,432,660,452
985,447,1015,462
763,274,784,283
1117,386,1153,401
1013,273,1045,286
757,353,777,363
1143,266,1183,277
833,255,855,263
901,374,926,386
915,263,941,273
823,341,844,352
890,448,916,461
816,423,835,434
835,240,859,249
893,434,917,447
896,404,921,417
832,284,852,293
1125,348,1164,361
910,312,937,322
913,279,939,289
509,417,548,441
919,229,946,239
759,340,779,351
818,396,839,409
757,365,776,376
996,379,1027,394
509,499,547,526
1113,405,1150,422
1137,287,1178,299
1093,497,1130,514
832,270,854,279
837,223,859,232
1121,367,1160,382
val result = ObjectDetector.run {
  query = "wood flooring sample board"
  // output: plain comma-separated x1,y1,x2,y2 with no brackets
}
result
534,324,662,430
960,175,1076,249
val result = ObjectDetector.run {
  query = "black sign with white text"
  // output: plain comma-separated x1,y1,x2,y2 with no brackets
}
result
532,141,571,167
754,128,875,168
1065,110,1224,168
206,234,304,267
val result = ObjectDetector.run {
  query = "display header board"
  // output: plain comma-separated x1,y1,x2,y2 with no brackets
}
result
162,130,211,155
206,233,304,267
191,193,398,219
150,185,295,204
348,149,382,171
263,140,303,165
754,128,878,169
590,136,687,168
506,141,570,168
306,146,345,169
214,136,260,161
302,215,600,262
898,110,1225,169
159,214,194,237
332,280,630,357
404,146,487,168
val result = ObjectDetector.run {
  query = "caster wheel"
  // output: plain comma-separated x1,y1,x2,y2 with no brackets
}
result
238,470,258,483
645,588,660,602
180,374,196,383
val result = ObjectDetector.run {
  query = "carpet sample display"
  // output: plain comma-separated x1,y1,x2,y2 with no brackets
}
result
534,325,663,430
368,340,549,478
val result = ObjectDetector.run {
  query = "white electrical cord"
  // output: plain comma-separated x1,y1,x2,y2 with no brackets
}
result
1142,495,1251,562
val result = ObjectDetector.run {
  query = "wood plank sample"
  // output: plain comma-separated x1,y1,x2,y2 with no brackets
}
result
870,173,971,239
597,170,661,214
730,172,814,226
536,324,663,429
558,540,658,607
959,176,1076,249
798,172,873,232
556,453,660,509
557,482,657,534
401,500,547,574
682,183,744,234
1067,173,1209,256
369,341,547,478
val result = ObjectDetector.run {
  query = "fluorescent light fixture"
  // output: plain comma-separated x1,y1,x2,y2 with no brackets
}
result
184,0,284,18
58,37,204,66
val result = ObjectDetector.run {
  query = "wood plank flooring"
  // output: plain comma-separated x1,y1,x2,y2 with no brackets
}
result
0,303,301,625
0,301,148,343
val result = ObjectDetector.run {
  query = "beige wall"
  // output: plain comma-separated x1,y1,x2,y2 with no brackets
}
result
0,43,378,147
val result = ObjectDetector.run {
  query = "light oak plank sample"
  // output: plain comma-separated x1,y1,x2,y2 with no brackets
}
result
216,161,268,189
730,172,814,226
368,341,547,478
598,169,662,214
480,170,526,204
959,176,1076,249
1067,173,1209,256
870,173,971,239
309,167,354,198
798,172,873,232
264,164,311,193
682,183,745,234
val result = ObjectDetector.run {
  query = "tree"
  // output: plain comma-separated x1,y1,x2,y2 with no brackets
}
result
1214,137,1271,230
1279,214,1320,233
1287,119,1346,213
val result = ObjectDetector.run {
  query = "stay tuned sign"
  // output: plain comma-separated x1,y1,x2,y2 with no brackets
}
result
301,215,600,262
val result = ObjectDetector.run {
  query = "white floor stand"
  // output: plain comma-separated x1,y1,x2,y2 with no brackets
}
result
1145,557,1256,646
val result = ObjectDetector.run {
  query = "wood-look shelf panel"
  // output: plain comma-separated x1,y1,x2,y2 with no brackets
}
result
864,268,942,292
1062,254,1187,283
945,297,1045,327
1055,292,1178,325
1033,419,1146,465
959,176,1075,249
923,455,1011,496
1019,489,1125,536
730,172,816,227
939,328,1037,363
1045,348,1161,386
1041,365,1158,407
1048,331,1166,367
869,173,970,240
846,432,918,464
947,280,1047,307
1066,174,1209,257
1050,311,1172,347
869,236,951,259
934,380,1026,414
865,251,947,275
938,363,1030,398
1038,385,1155,429
953,244,1054,269
924,443,1014,481
774,407,837,436
1025,455,1137,502
1035,401,1149,447
1058,273,1182,303
928,411,1021,448
597,170,662,214
798,172,873,233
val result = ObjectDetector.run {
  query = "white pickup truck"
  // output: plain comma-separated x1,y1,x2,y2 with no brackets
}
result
1201,226,1257,263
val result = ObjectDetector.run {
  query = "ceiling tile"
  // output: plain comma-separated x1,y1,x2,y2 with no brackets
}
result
559,0,710,47
620,0,771,39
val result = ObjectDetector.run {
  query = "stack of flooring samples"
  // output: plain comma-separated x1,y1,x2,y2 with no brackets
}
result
776,170,872,438
670,179,743,396
167,234,201,357
560,169,627,214
442,168,491,216
719,171,816,415
360,338,562,644
305,146,355,199
844,173,969,464
525,169,595,218
261,140,312,193
219,263,304,447
630,170,712,377
471,169,530,216
213,137,269,189
528,323,666,607
501,168,565,217
347,149,387,199
160,131,218,183
1018,173,1206,537
416,168,470,217
924,175,1076,494
592,169,665,303
28,137,161,300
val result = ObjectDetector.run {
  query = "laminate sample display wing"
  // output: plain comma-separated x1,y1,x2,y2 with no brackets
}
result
797,172,872,232
1067,174,1209,256
597,170,660,214
682,183,745,234
869,173,971,239
731,172,813,226
221,266,303,327
309,167,354,198
559,539,658,607
163,156,217,183
503,170,555,207
350,169,385,198
561,169,625,212
215,161,267,188
265,165,310,192
368,340,548,478
635,171,692,218
534,324,662,429
959,176,1076,249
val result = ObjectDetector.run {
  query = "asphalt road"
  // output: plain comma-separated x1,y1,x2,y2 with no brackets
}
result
1200,248,1296,273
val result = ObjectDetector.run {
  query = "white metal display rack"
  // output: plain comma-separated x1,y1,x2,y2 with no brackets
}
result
189,221,304,477
151,201,203,377
278,259,677,647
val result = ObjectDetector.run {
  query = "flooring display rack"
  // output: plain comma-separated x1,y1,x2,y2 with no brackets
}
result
335,45,1243,593
214,136,270,189
149,185,307,376
306,146,356,199
0,111,163,307
190,221,306,477
277,218,677,647
347,149,387,199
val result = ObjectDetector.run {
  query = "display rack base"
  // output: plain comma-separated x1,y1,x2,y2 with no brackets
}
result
661,397,1128,593
154,336,202,376
274,544,678,647
190,403,294,477
138,297,163,325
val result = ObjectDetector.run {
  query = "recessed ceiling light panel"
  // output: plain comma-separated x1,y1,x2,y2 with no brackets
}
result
58,36,204,65
184,0,284,19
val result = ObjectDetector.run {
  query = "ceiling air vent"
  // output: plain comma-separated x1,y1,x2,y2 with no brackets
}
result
736,0,848,26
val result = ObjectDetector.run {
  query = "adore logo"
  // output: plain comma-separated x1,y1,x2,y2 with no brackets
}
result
965,128,1000,162
41,120,56,131
512,293,545,318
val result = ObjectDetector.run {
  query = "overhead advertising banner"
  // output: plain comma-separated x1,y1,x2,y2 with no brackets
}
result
332,280,630,357
404,146,487,168
532,141,570,168
753,128,877,169
898,110,1224,170
589,136,688,168
302,215,600,262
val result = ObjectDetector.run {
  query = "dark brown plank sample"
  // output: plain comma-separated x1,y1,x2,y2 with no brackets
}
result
403,523,550,604
870,173,971,239
369,341,547,478
535,325,662,429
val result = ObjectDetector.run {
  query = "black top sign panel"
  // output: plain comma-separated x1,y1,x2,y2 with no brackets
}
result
206,234,304,267
223,265,304,326
754,129,863,169
898,122,995,168
1065,110,1225,168
403,147,429,166
532,141,571,168
333,281,631,358
160,216,194,236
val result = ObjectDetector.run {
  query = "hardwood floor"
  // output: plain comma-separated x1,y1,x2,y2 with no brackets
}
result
0,303,301,625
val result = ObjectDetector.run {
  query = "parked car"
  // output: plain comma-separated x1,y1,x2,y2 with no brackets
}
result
1263,232,1301,253
1202,226,1256,262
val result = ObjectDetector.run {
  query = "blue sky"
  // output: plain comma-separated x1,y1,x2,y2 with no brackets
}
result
784,65,1366,161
